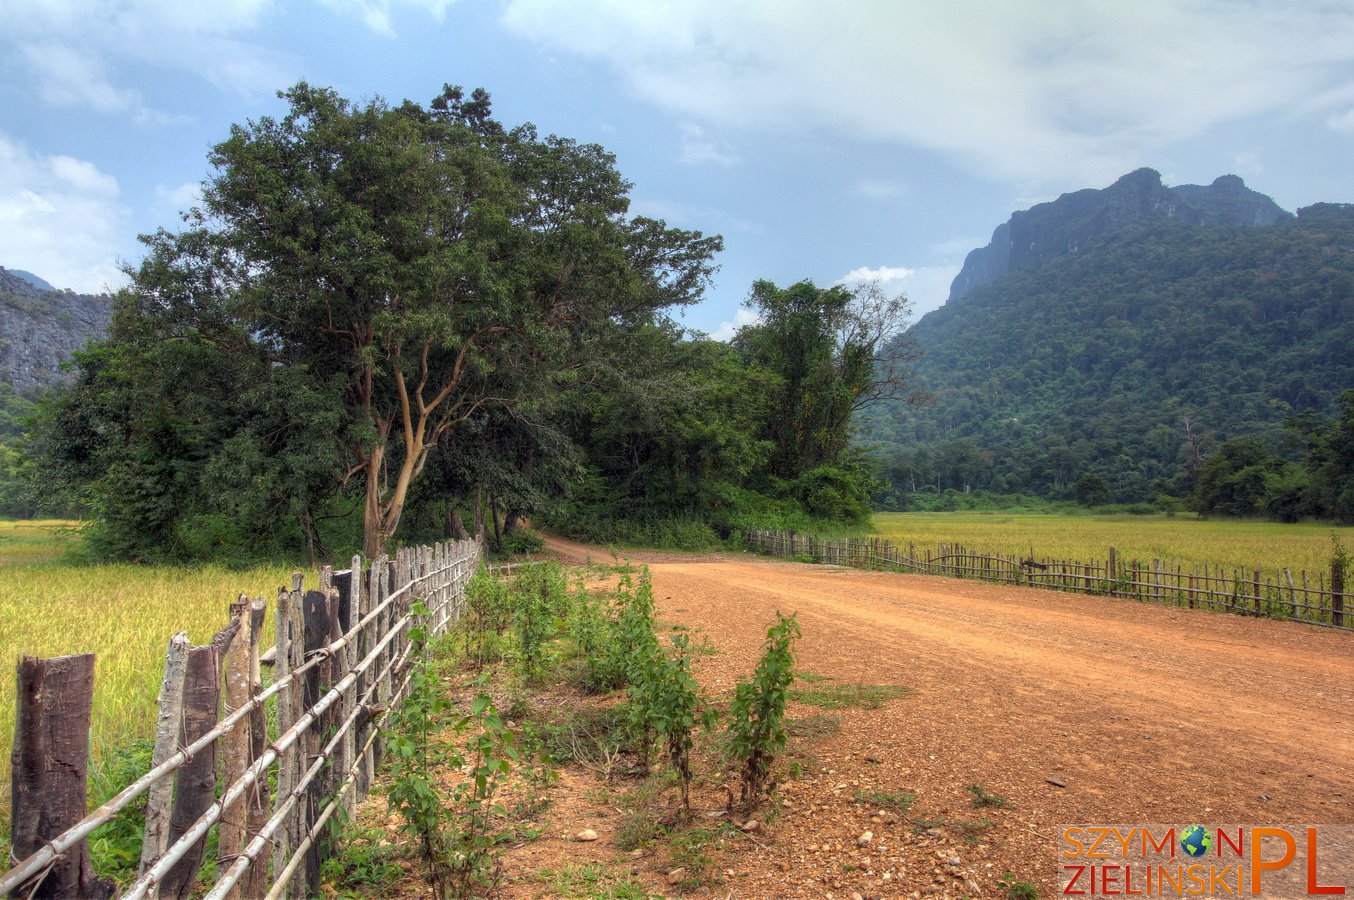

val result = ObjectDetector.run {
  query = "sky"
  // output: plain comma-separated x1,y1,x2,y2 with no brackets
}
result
2,1,1353,338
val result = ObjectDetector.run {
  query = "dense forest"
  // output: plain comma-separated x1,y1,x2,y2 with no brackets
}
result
4,83,914,561
861,205,1354,517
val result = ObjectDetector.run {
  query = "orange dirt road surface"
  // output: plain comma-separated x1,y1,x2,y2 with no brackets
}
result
536,535,1354,898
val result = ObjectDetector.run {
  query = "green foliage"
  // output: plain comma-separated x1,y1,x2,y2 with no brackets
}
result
625,631,714,813
998,872,1040,900
539,862,661,899
87,739,156,884
33,81,722,561
736,279,918,480
724,612,799,811
321,824,405,897
583,570,660,694
1075,473,1113,507
854,788,914,814
386,626,527,900
509,562,568,680
789,680,909,710
499,528,545,556
864,210,1354,509
1193,439,1284,517
968,783,1012,809
463,568,512,667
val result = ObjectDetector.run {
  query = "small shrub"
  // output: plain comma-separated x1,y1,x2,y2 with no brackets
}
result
626,632,714,813
724,612,799,811
854,788,914,814
998,871,1040,900
500,529,545,556
968,783,1012,809
321,824,404,897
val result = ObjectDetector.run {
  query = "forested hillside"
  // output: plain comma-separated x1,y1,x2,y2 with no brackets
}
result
863,203,1354,508
0,268,112,516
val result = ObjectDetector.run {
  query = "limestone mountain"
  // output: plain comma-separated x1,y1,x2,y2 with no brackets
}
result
0,266,113,395
948,168,1292,302
863,186,1354,506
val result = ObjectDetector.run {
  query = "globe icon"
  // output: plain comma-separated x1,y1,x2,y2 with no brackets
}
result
1181,825,1212,858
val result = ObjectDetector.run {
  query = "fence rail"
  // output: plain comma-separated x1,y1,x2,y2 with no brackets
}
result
746,530,1349,630
3,539,481,900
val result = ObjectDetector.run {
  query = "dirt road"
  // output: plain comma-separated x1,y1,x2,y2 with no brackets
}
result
537,536,1354,896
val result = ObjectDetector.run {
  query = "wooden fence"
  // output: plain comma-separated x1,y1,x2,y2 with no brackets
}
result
2,539,481,900
746,530,1349,630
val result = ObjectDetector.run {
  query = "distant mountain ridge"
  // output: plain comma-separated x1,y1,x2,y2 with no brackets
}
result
0,266,112,394
862,176,1354,506
948,168,1293,302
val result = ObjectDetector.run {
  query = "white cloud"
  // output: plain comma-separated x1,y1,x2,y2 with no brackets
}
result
678,121,737,166
836,263,960,318
500,1,1354,187
0,134,130,294
316,0,460,35
709,307,760,342
837,265,913,287
156,181,204,215
853,179,910,201
1,0,290,114
1327,109,1354,134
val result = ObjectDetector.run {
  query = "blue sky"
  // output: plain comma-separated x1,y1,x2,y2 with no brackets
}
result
2,1,1353,337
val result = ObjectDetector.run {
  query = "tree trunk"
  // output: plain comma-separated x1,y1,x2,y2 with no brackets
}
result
446,505,470,541
473,486,487,543
489,489,502,548
363,451,386,558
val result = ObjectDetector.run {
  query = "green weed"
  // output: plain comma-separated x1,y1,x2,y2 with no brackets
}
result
789,682,908,710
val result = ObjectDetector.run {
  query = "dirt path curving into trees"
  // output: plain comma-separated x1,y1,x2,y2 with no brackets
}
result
530,535,1354,897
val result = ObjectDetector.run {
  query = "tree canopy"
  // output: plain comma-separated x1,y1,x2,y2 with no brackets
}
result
37,82,723,559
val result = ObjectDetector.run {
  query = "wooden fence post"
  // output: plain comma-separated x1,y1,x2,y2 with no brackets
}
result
244,596,270,900
271,584,295,889
139,632,190,893
162,618,236,900
1333,556,1346,629
218,601,252,900
10,653,115,900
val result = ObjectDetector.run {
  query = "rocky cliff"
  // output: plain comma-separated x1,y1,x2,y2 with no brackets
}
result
0,267,112,394
947,168,1293,302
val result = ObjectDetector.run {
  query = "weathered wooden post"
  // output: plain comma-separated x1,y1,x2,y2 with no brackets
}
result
10,653,116,899
1333,556,1346,629
218,601,253,900
271,584,295,890
162,616,237,900
244,596,270,900
139,632,190,894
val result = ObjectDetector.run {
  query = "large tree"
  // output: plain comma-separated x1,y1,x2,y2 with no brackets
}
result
54,83,721,558
733,279,921,479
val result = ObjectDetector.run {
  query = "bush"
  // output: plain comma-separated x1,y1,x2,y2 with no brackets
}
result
499,529,545,556
724,613,799,810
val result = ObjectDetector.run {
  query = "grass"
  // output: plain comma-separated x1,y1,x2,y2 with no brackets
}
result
538,862,661,899
854,788,914,813
968,783,1012,808
0,518,83,565
0,520,295,827
789,680,909,710
998,871,1040,900
873,511,1354,575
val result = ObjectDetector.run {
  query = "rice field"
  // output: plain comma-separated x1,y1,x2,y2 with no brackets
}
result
872,511,1354,576
0,521,295,824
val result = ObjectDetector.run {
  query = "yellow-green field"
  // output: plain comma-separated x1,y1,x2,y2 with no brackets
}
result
872,511,1354,575
0,521,294,820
